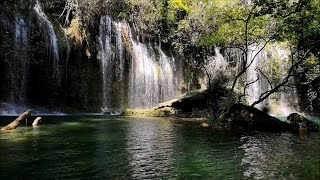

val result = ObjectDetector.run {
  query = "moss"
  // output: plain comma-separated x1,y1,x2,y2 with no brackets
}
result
67,18,86,46
117,12,129,20
121,23,132,53
123,108,174,117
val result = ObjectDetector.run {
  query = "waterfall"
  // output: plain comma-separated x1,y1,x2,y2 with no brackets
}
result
128,33,181,109
98,16,113,108
129,40,160,108
115,22,125,79
98,16,127,109
204,47,229,80
159,48,175,101
245,45,300,115
275,46,300,115
10,17,29,104
246,46,267,106
34,0,60,82
98,16,182,109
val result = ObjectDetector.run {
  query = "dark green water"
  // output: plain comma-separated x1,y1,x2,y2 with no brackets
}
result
0,116,319,179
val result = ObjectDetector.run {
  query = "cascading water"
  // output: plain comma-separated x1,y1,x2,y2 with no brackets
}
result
202,44,299,115
159,48,175,100
246,46,267,106
98,16,113,108
34,0,60,82
245,45,300,115
275,46,300,115
0,15,30,115
11,17,29,104
129,39,160,108
98,16,127,110
128,33,182,109
98,16,182,110
204,47,229,80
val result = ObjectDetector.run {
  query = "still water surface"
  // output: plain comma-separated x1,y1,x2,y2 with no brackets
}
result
0,116,319,179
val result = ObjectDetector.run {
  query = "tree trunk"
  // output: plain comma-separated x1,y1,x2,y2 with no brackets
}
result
1,110,32,131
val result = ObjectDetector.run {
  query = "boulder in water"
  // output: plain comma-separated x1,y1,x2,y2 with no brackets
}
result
32,117,42,127
287,113,319,132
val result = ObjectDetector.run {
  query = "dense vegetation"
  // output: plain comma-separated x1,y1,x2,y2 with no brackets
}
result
0,0,319,115
52,0,320,111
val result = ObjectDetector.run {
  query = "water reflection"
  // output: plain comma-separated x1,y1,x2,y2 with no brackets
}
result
0,117,319,179
125,119,175,179
240,135,267,179
239,133,303,179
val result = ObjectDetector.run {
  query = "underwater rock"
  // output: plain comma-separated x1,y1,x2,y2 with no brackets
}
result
287,113,319,132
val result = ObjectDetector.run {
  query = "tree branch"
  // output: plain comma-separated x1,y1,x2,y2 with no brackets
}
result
257,68,273,89
251,49,313,107
238,75,260,103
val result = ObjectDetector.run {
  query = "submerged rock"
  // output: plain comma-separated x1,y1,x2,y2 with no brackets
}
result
287,113,319,132
219,104,291,132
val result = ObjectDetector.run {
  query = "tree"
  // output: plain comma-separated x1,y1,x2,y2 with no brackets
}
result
199,0,319,109
251,0,320,107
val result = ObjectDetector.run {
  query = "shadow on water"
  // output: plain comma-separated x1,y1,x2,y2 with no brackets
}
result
0,116,319,179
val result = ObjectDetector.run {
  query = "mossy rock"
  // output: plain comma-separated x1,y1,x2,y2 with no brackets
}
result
123,108,173,117
219,104,291,132
172,90,207,112
287,113,319,132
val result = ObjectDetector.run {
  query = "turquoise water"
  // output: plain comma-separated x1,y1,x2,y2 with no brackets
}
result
276,115,320,125
0,116,319,179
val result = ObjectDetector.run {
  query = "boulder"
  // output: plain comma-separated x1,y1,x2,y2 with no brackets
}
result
200,123,210,128
219,104,291,131
287,113,319,132
32,117,42,127
172,90,207,112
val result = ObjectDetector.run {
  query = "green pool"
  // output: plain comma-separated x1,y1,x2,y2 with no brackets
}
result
1,116,319,179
